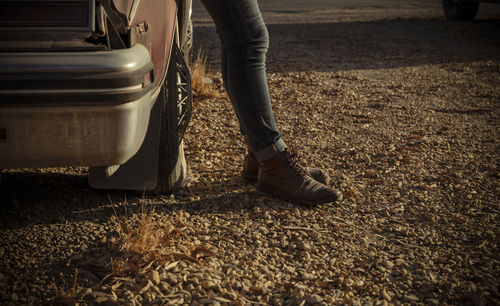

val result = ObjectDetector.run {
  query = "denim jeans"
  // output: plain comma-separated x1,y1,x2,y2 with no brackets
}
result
200,0,287,162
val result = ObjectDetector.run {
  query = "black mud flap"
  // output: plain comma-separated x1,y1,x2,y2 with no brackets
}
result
87,97,162,191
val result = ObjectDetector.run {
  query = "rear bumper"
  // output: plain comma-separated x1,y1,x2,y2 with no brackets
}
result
0,44,155,169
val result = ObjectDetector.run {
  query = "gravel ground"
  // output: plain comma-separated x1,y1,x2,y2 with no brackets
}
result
1,2,500,305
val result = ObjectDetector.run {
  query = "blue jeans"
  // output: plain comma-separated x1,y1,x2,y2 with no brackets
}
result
201,0,287,162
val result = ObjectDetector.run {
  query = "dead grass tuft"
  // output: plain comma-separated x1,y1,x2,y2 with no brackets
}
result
190,49,222,101
112,205,186,269
53,269,80,305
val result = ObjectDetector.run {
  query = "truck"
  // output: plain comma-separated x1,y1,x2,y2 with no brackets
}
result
0,0,194,193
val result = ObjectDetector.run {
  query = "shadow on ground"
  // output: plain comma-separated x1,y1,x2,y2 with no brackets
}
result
194,18,500,72
2,18,499,228
0,170,290,230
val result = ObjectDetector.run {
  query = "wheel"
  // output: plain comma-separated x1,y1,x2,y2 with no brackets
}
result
154,28,193,194
443,0,480,20
88,18,192,193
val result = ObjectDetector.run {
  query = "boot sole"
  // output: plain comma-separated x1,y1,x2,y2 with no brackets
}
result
242,171,258,183
256,184,342,206
243,171,329,185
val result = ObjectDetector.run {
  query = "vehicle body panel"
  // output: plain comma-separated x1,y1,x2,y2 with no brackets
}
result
0,95,150,168
0,0,182,171
112,0,177,91
0,44,153,168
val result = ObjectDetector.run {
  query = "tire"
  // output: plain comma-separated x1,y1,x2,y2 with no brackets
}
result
154,28,193,194
182,19,193,64
443,0,480,20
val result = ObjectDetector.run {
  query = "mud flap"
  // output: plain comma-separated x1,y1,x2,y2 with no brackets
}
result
88,97,161,191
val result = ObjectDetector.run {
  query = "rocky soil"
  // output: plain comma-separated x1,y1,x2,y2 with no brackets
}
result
1,2,499,305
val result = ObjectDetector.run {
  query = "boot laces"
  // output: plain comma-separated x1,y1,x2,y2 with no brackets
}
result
285,150,309,177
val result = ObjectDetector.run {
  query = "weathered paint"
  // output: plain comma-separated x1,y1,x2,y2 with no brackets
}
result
112,0,177,91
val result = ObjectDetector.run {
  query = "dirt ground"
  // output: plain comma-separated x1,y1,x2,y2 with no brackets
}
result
193,0,500,23
1,1,499,305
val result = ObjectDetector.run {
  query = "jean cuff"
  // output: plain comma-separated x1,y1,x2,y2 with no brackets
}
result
254,138,287,163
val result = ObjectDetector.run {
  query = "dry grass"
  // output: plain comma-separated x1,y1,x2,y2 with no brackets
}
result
190,48,222,101
110,205,187,271
53,270,80,305
104,50,219,272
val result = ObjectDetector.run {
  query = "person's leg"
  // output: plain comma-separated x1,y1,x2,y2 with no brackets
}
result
200,0,286,162
200,0,342,205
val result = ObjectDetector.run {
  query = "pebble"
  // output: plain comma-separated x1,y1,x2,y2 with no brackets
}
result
382,289,392,301
166,273,178,285
309,231,321,240
201,280,216,290
281,237,288,248
94,296,111,303
258,226,269,234
161,282,170,292
306,294,324,304
300,242,311,251
301,272,316,280
284,265,296,274
426,299,439,306
151,270,160,285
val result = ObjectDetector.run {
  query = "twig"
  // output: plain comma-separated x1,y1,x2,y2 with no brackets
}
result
282,226,329,233
171,253,200,263
369,203,405,212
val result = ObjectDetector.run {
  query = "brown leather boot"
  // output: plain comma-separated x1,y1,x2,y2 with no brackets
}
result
257,149,342,205
242,151,330,184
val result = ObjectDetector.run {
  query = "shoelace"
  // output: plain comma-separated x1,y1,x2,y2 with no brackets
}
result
284,149,309,177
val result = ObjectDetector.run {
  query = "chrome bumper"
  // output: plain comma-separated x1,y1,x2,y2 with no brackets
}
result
0,44,155,169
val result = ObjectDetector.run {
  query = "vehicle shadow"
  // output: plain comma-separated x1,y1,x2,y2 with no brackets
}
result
0,171,301,295
14,180,307,302
0,170,297,231
194,18,500,73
